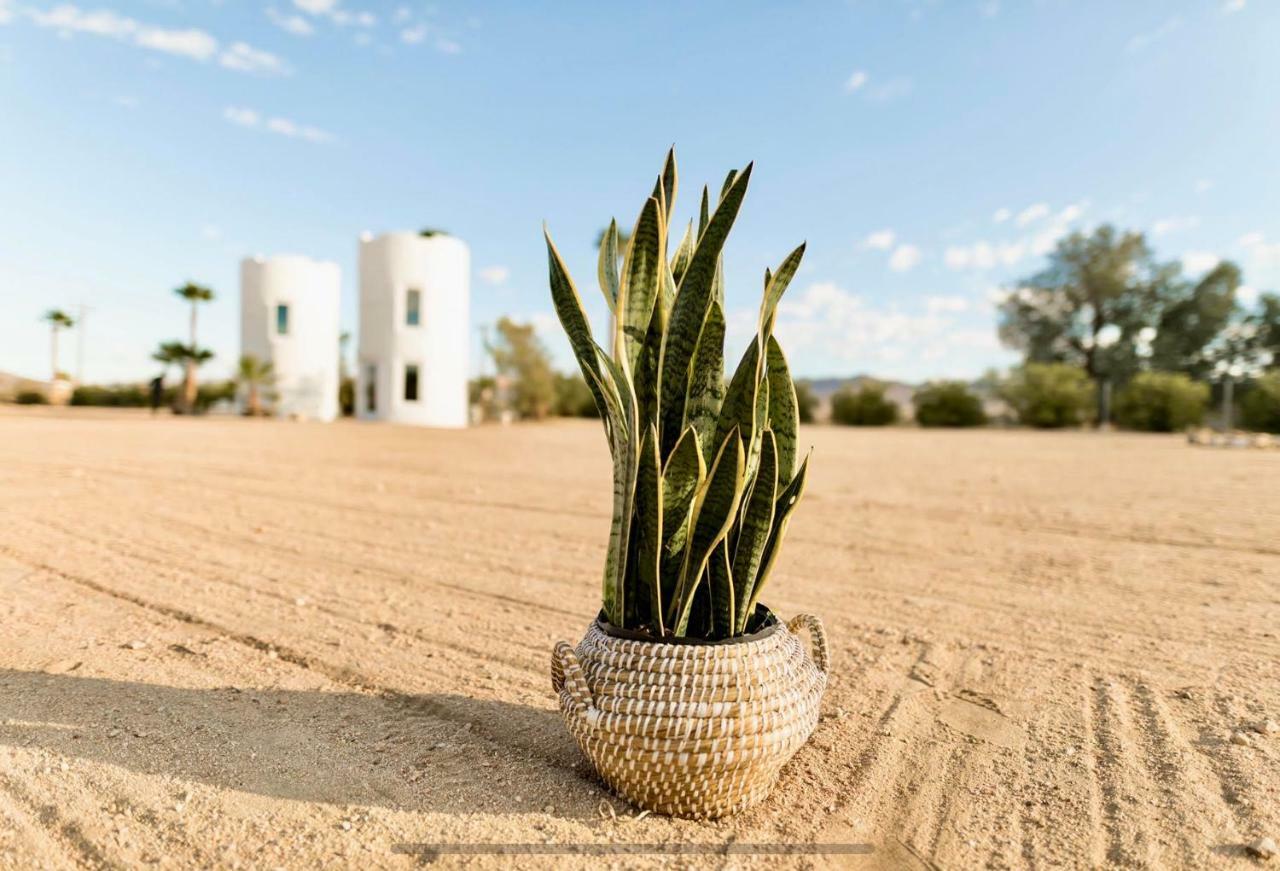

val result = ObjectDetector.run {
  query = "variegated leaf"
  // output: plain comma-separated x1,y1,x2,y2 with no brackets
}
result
618,196,663,373
670,220,694,287
634,423,664,634
683,300,726,464
765,336,799,483
669,429,745,635
708,539,735,639
658,164,752,455
731,430,777,634
660,426,704,604
597,219,620,315
744,453,810,619
546,227,610,421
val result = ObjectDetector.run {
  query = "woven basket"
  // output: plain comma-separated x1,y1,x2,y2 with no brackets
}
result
551,610,828,819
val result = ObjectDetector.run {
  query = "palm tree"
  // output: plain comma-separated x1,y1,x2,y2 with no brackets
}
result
43,309,75,381
174,282,215,411
152,341,213,412
236,354,274,416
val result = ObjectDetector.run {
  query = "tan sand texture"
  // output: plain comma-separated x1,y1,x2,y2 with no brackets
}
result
0,407,1277,868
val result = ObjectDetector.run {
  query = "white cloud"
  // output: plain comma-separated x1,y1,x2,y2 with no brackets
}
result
888,244,921,272
1181,251,1220,274
219,42,289,75
435,37,461,54
401,24,426,43
944,240,1025,271
844,70,868,93
992,207,1011,224
1238,284,1259,306
867,77,912,103
393,6,412,24
1014,202,1050,227
201,224,222,241
479,266,510,286
1222,0,1246,13
223,106,332,143
27,5,286,72
267,7,314,36
137,26,218,60
926,295,969,314
765,281,992,373
1126,17,1181,53
1151,215,1200,237
113,94,138,109
223,106,260,127
1194,178,1214,193
294,0,338,14
862,229,895,251
0,0,12,25
1237,231,1265,249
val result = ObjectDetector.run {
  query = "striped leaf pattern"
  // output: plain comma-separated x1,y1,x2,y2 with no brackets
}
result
545,149,811,639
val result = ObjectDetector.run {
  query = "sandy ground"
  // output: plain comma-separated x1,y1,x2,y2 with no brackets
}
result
0,407,1277,869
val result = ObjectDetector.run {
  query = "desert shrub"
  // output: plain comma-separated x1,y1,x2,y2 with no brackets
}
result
15,390,48,405
71,384,150,407
1240,372,1280,433
1113,371,1207,432
830,384,899,426
794,381,818,424
913,381,986,428
1000,363,1094,428
554,373,600,418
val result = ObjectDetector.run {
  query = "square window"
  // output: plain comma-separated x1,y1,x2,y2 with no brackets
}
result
404,364,419,402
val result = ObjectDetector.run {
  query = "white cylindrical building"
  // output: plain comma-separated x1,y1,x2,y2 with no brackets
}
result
239,255,341,422
357,232,469,427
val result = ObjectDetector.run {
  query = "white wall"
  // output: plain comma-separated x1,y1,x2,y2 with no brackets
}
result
357,232,470,428
240,255,341,422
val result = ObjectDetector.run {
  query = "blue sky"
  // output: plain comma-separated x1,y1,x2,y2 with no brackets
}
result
2,0,1279,385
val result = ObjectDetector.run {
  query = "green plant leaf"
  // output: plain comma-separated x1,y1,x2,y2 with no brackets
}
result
716,341,759,456
731,429,777,634
650,146,678,224
758,243,806,341
670,220,694,287
597,219,620,315
697,186,710,239
634,423,664,635
618,196,663,373
659,425,704,605
744,452,810,619
708,538,734,639
668,429,745,635
658,164,752,455
765,336,799,483
683,300,726,464
546,227,610,420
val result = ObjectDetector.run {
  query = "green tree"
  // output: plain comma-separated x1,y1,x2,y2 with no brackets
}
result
42,309,75,380
794,381,818,424
236,354,274,416
913,381,986,428
830,383,899,426
554,372,600,418
1248,292,1280,369
486,317,556,420
174,282,215,411
1000,226,1178,420
1000,363,1094,428
1113,372,1208,432
1148,262,1242,378
1240,372,1280,433
151,341,213,412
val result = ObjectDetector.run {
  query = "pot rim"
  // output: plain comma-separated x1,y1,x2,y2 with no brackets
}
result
595,604,780,646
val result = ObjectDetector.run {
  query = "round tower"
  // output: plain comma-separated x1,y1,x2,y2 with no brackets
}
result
239,255,341,421
356,232,470,427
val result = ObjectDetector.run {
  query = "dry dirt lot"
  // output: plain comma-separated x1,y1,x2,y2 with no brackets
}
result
0,408,1277,869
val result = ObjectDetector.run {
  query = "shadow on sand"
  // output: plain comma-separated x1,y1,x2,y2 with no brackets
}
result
0,668,602,817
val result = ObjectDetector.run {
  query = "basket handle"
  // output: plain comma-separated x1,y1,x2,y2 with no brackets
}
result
788,614,829,674
550,641,593,714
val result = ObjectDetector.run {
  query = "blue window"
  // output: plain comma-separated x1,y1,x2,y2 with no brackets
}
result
275,303,290,336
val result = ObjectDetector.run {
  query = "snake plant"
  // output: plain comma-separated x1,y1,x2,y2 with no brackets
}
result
546,149,810,640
